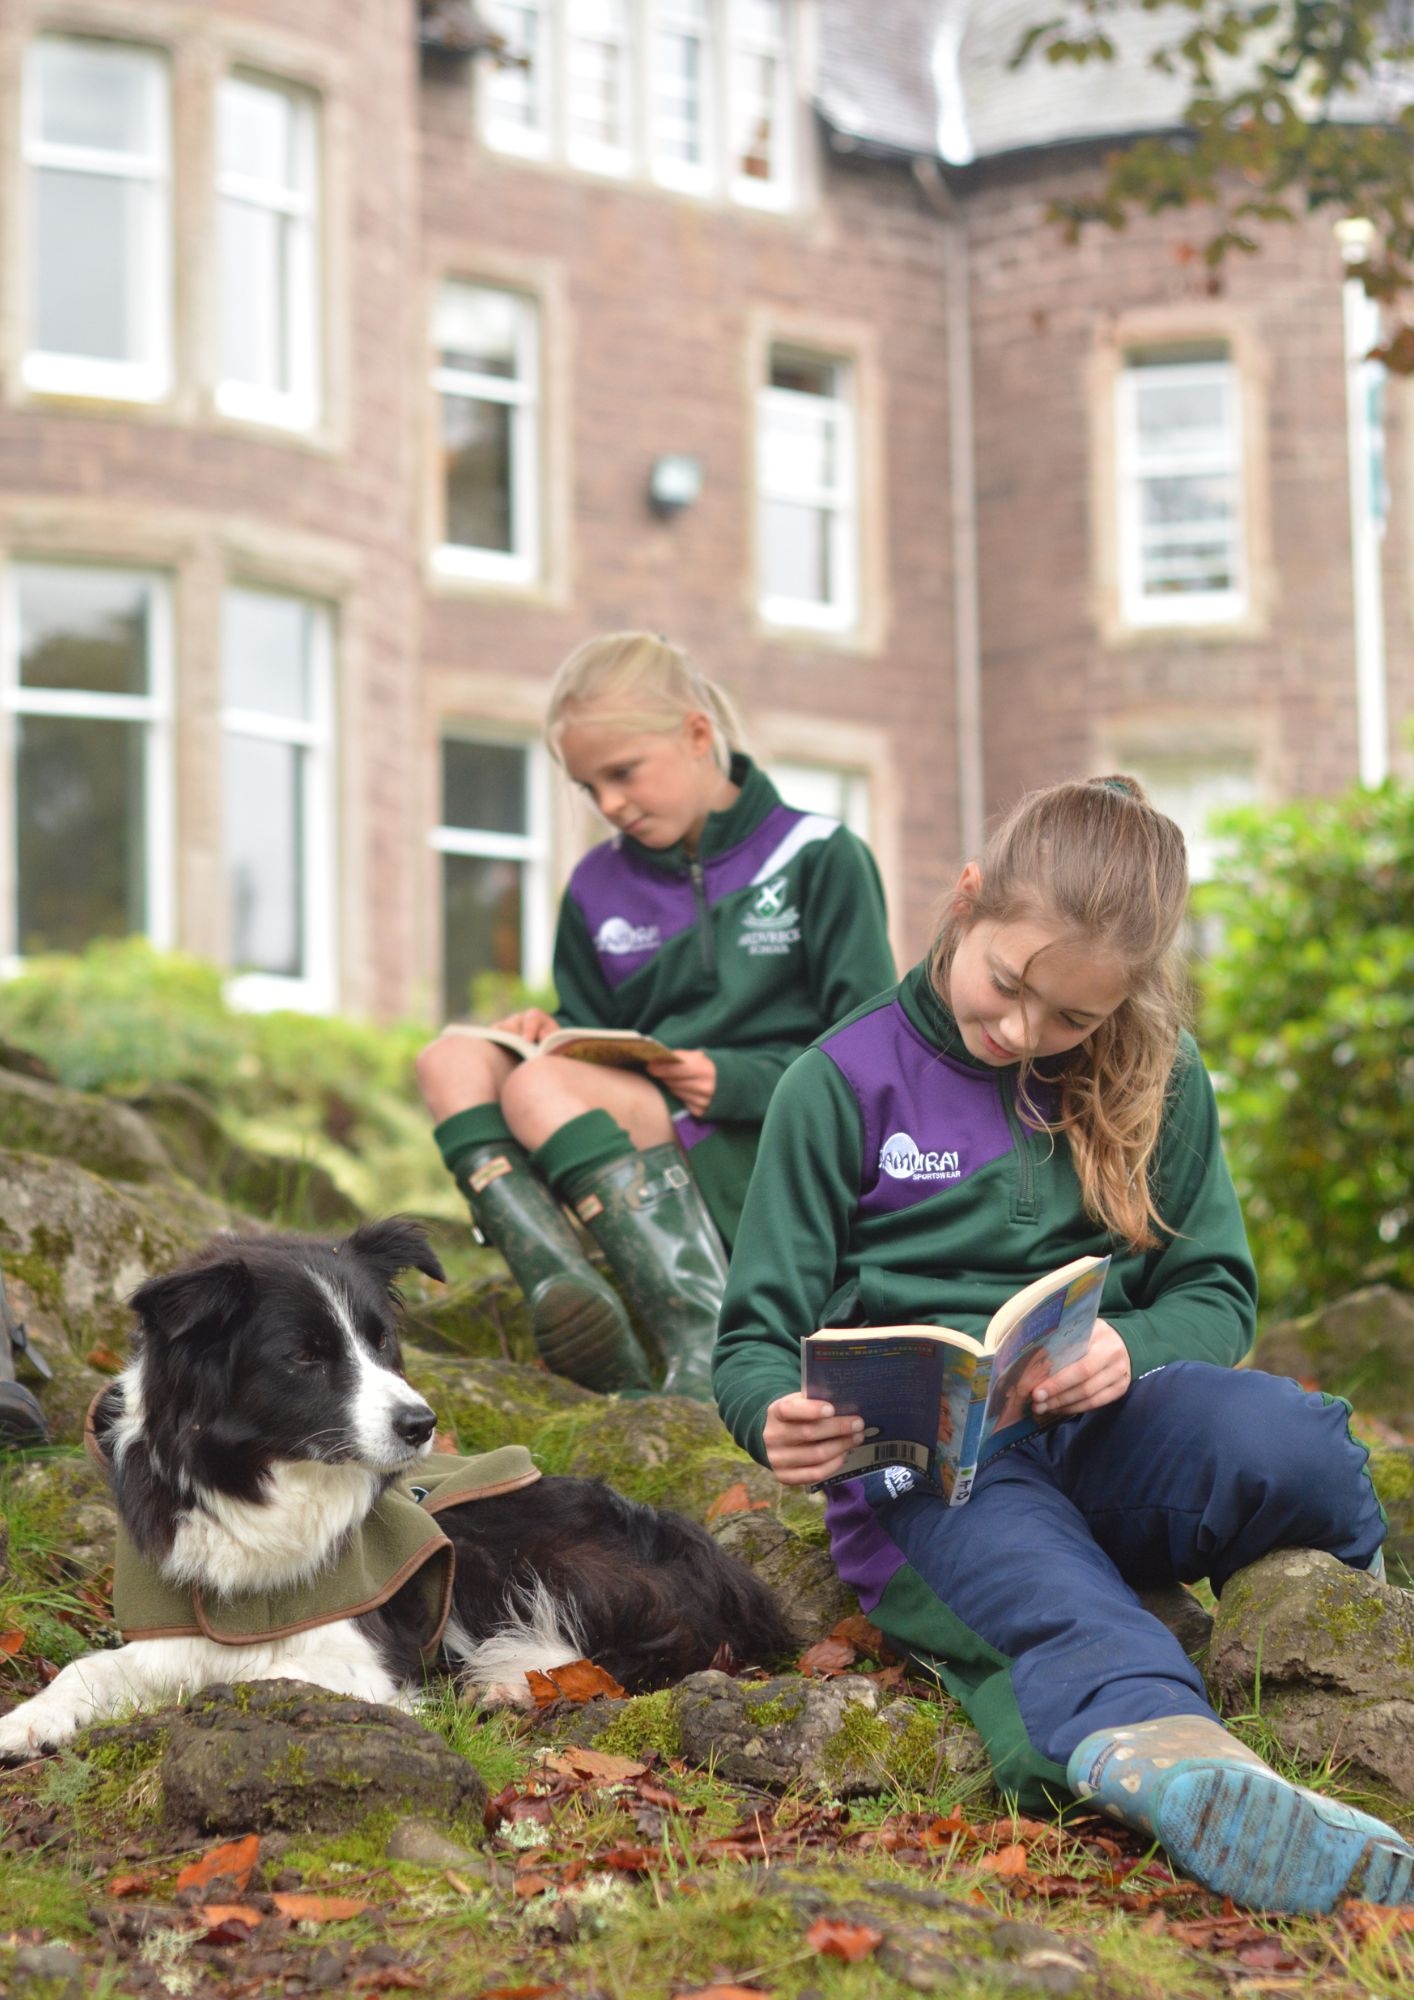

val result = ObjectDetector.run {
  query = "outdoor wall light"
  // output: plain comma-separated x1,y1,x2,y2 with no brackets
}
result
647,453,704,517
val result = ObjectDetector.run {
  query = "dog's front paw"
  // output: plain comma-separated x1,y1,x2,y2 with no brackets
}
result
467,1677,537,1711
0,1698,73,1761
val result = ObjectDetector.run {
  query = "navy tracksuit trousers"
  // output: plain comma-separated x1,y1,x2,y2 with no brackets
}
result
826,1363,1386,1811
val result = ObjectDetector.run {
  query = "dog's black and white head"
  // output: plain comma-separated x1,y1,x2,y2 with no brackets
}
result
97,1219,446,1596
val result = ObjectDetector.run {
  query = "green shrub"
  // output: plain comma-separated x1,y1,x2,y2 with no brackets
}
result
1196,780,1413,1316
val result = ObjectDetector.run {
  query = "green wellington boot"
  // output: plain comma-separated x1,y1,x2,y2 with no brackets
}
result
564,1144,728,1402
1068,1713,1414,1913
456,1141,654,1395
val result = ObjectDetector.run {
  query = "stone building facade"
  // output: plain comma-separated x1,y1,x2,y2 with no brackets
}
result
0,0,1406,1024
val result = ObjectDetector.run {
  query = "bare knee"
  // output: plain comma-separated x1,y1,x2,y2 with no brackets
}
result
415,1030,511,1119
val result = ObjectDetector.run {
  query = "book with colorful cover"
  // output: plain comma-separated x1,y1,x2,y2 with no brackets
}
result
444,1024,673,1069
800,1253,1111,1503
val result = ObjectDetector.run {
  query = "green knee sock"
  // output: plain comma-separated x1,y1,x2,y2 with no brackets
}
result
533,1111,636,1201
434,1105,515,1181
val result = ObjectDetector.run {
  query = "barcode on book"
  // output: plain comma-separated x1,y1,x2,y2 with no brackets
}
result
866,1440,931,1470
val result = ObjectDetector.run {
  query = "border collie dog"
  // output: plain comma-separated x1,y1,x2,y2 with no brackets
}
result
0,1219,791,1759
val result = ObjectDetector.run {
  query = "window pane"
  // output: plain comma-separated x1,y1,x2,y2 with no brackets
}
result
34,38,158,156
771,351,835,398
222,590,313,720
1140,472,1238,533
442,395,514,551
568,0,629,152
655,31,706,161
734,49,778,180
15,713,146,952
1135,376,1228,452
219,198,291,392
437,286,521,380
442,739,528,835
483,2,546,131
763,499,831,603
225,734,304,976
442,855,524,1017
33,168,153,364
219,75,296,187
18,567,151,695
762,395,838,494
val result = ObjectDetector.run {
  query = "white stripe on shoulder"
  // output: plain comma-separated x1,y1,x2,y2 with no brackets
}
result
748,813,841,885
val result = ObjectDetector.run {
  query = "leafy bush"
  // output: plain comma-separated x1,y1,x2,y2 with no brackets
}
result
0,939,447,1217
1195,781,1413,1316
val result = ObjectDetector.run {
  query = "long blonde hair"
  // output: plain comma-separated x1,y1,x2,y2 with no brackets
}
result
546,632,745,774
930,776,1191,1250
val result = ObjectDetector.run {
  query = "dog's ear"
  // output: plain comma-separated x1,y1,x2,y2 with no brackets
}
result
129,1255,254,1343
340,1217,446,1291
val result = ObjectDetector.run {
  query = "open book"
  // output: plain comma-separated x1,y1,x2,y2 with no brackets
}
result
445,1023,673,1069
801,1253,1110,1504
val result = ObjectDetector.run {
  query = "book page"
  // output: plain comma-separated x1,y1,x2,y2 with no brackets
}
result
442,1024,535,1061
544,1030,673,1067
968,1258,1110,1479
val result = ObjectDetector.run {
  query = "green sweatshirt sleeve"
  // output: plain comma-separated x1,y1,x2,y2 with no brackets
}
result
551,892,619,1030
704,1044,800,1123
712,1048,865,1463
1115,1037,1258,1376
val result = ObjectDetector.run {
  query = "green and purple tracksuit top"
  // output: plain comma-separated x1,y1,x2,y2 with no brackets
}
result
713,960,1257,1461
551,755,896,1247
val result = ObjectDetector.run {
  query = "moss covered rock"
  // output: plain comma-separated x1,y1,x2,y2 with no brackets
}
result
401,1271,536,1363
153,1681,488,1836
1252,1286,1414,1427
1208,1548,1414,1802
709,1509,857,1645
121,1082,361,1230
1368,1441,1414,1578
532,1394,778,1519
672,1669,961,1798
404,1349,594,1455
0,1067,174,1183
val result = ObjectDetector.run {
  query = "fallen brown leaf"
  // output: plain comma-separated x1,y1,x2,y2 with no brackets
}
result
194,1902,263,1938
512,1873,556,1899
827,1613,891,1657
978,1843,1030,1877
525,1658,627,1705
84,1342,124,1374
0,1630,26,1658
807,1915,884,1961
351,1968,427,1990
175,1833,261,1894
271,1891,373,1921
704,1484,772,1522
538,1746,646,1785
107,1872,156,1898
797,1636,856,1677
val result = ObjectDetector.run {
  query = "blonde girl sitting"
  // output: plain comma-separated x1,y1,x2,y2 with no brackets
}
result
417,632,895,1400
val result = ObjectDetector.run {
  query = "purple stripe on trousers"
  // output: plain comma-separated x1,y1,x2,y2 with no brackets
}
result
671,1110,717,1151
824,1479,908,1615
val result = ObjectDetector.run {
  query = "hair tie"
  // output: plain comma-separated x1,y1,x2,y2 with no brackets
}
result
1097,776,1134,798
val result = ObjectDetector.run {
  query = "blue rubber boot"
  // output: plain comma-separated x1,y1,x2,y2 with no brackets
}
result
1068,1715,1414,1913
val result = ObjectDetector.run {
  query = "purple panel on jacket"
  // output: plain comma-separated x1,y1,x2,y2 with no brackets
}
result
703,804,802,899
821,1000,1016,1216
824,1480,908,1614
568,843,696,989
671,1109,717,1152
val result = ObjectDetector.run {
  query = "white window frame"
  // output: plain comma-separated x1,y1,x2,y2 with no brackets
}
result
432,283,542,586
565,0,634,176
221,589,335,1014
727,0,794,210
650,0,716,193
479,2,795,210
0,563,174,970
430,734,553,1003
482,0,556,159
767,759,871,840
757,351,858,632
215,72,321,432
1117,356,1247,628
22,36,172,402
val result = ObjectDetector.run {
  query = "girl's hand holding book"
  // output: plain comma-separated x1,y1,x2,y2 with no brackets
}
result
492,1007,560,1044
647,1048,717,1116
763,1392,866,1487
1030,1320,1131,1419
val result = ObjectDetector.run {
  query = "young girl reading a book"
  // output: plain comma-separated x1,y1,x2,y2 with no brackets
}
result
418,631,895,1401
713,776,1409,1914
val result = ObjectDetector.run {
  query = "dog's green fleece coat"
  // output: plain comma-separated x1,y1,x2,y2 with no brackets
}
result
85,1397,541,1662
